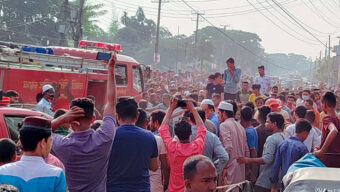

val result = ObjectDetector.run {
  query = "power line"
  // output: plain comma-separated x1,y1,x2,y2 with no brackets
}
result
113,0,297,15
263,0,328,40
246,0,319,45
301,0,340,28
179,0,292,71
318,0,340,19
271,0,337,35
271,0,327,46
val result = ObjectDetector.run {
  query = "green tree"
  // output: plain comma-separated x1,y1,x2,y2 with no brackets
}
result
108,20,119,39
0,0,64,45
70,0,108,43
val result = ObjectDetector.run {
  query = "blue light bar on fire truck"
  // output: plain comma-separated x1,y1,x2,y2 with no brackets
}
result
79,40,122,52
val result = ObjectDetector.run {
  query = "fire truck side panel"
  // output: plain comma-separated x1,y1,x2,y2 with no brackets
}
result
0,112,9,138
0,68,88,110
0,63,142,111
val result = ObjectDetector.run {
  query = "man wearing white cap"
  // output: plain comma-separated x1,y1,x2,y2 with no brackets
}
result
217,101,249,191
35,84,55,117
201,99,220,136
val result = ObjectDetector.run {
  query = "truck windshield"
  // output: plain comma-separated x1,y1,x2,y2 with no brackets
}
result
115,64,127,86
4,115,26,143
133,66,142,92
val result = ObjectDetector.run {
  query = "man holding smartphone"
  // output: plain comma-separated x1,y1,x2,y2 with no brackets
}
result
223,58,241,102
159,98,206,192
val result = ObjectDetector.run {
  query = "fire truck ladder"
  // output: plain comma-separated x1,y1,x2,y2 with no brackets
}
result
0,48,107,71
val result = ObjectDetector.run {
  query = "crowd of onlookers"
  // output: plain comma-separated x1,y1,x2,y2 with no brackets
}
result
0,56,339,192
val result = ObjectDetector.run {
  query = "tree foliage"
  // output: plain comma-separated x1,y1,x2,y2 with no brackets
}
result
0,0,63,45
0,4,313,75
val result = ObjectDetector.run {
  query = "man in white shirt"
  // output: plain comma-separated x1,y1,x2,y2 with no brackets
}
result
149,110,170,191
254,65,271,95
285,106,320,152
35,84,55,117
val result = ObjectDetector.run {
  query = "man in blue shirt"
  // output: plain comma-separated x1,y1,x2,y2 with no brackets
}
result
223,57,241,102
107,98,158,192
201,99,220,136
240,106,258,182
0,116,66,192
270,119,310,191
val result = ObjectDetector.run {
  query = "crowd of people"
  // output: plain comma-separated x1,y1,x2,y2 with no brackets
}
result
0,55,339,192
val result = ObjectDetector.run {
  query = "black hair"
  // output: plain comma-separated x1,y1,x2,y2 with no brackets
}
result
305,99,314,106
226,57,234,64
189,94,199,103
267,112,284,130
19,127,51,151
258,106,271,122
272,85,278,89
255,96,265,102
244,102,255,112
116,97,138,120
207,104,215,110
36,93,43,103
90,120,102,130
305,110,316,125
241,106,253,122
136,108,147,128
70,98,94,120
303,89,311,95
174,120,192,140
279,94,286,102
175,94,183,100
214,72,222,78
212,93,221,100
295,106,307,118
208,74,215,80
5,90,18,97
252,84,261,90
0,138,16,164
226,100,238,116
295,119,312,133
219,109,234,119
53,108,67,119
258,65,264,70
150,110,166,124
189,109,205,124
87,95,95,102
322,92,336,108
287,95,296,101
138,99,148,109
183,155,214,180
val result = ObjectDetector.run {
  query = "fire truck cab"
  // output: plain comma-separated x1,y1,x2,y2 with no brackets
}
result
0,40,144,112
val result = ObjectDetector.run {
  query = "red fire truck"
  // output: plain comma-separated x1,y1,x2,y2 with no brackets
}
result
0,40,144,112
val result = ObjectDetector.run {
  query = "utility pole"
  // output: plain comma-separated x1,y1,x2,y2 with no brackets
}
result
329,34,331,58
220,25,229,72
325,42,328,59
59,0,69,46
175,26,179,73
194,13,200,49
154,0,162,65
73,0,85,48
192,11,204,72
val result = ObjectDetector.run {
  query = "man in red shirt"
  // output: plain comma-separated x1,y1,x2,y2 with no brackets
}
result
314,92,340,167
159,99,206,192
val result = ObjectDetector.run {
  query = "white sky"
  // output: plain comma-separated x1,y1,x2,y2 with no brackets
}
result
92,0,340,58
